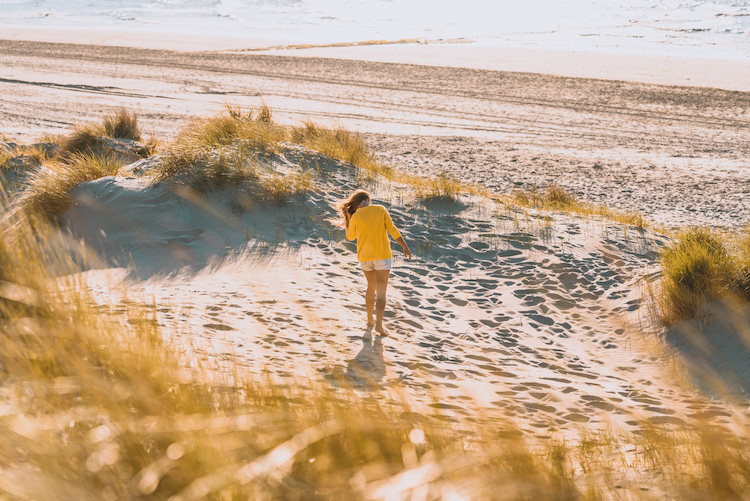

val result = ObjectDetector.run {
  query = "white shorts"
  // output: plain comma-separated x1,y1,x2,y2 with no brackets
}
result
361,258,392,272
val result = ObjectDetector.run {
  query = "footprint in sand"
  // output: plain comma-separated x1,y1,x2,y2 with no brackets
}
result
562,412,590,423
203,323,234,331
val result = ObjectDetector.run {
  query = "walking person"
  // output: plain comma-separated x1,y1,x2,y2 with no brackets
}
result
341,190,412,336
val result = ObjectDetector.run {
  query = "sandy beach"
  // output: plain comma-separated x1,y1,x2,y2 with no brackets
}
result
2,28,750,497
2,37,749,229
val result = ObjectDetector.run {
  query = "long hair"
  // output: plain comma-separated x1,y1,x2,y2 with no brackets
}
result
339,190,370,226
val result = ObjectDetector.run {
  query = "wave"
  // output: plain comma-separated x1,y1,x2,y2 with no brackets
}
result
1,0,748,59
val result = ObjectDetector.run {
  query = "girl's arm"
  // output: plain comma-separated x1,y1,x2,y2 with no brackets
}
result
395,236,412,260
383,209,411,259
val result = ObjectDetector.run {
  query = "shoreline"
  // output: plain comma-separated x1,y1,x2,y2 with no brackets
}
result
2,27,749,92
246,44,750,93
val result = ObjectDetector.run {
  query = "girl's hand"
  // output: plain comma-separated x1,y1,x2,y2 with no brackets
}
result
395,237,412,260
403,245,413,260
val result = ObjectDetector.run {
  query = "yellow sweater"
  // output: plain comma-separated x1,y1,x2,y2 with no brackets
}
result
346,205,401,262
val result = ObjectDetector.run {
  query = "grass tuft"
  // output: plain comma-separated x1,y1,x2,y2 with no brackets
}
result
4,107,750,500
655,227,750,324
412,173,464,200
60,124,102,158
257,102,273,124
261,171,312,202
184,149,258,192
0,149,14,170
290,120,393,177
102,108,142,141
57,110,143,160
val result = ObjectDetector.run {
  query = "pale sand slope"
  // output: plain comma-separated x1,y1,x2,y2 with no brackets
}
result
45,146,746,443
1,39,749,228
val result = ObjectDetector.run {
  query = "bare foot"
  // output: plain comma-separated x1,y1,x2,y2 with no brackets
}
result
367,319,374,327
375,324,389,337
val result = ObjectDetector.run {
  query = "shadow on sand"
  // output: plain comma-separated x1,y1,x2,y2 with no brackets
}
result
665,299,750,398
326,327,385,390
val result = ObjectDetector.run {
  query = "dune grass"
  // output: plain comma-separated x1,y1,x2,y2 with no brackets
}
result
9,106,652,231
0,149,13,170
507,185,647,229
290,120,389,177
166,107,669,216
157,107,469,203
11,110,151,220
1,190,750,500
20,152,124,219
57,109,143,159
654,227,750,324
4,107,750,499
102,108,142,141
0,144,51,173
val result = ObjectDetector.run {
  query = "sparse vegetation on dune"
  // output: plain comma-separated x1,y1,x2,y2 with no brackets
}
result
0,144,52,173
0,149,13,170
158,106,468,202
18,105,750,333
1,201,750,500
291,119,386,176
508,185,647,229
21,152,124,219
60,124,104,158
57,109,145,160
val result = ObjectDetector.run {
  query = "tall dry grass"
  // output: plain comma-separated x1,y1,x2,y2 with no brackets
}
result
4,107,750,499
58,109,143,159
0,149,14,170
102,108,141,141
159,107,468,202
20,152,124,219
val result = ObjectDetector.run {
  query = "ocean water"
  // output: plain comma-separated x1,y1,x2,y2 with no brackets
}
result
1,0,748,60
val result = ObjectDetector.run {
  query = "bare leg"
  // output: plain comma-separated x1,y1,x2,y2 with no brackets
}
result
374,269,390,336
363,270,376,326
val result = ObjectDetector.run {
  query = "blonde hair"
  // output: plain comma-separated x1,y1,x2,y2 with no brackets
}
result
339,190,370,226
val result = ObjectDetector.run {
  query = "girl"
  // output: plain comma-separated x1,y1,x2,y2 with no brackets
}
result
341,190,412,336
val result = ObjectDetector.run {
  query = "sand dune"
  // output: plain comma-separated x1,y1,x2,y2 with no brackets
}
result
43,144,741,444
1,37,749,451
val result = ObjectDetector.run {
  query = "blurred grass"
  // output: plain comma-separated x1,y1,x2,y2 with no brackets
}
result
14,110,158,219
102,108,142,141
